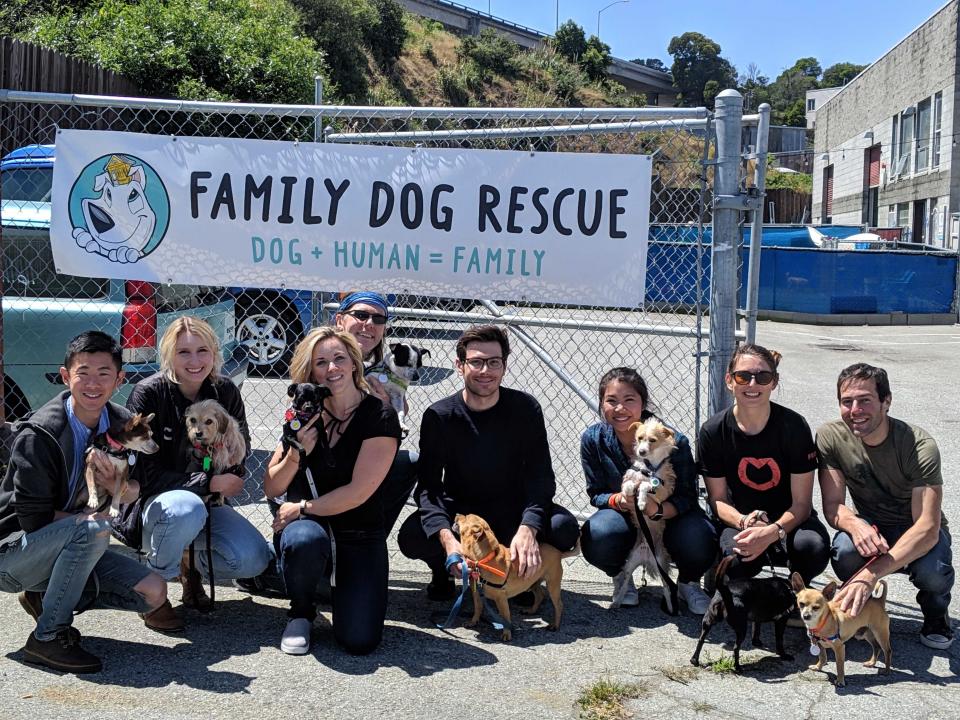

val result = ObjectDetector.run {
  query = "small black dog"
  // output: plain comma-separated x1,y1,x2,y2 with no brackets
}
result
282,382,331,462
690,555,796,671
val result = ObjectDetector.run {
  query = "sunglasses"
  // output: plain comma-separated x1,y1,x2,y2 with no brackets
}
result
731,370,777,386
344,309,387,325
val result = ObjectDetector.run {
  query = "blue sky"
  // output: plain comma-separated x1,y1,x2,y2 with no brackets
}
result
453,0,948,79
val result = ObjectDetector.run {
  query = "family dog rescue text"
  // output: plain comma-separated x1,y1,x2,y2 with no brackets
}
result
189,172,630,276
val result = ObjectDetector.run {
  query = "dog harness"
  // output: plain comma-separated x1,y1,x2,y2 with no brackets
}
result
631,457,667,489
437,553,509,633
366,360,410,391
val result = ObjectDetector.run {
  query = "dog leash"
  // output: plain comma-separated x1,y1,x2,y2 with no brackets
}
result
837,527,884,592
632,495,678,614
437,554,508,633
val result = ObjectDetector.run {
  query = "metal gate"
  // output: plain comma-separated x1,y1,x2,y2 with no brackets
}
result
0,89,766,536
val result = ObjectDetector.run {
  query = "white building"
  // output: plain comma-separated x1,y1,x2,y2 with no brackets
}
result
811,1,957,247
805,87,841,130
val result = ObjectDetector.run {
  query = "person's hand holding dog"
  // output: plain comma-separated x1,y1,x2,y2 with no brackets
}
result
293,413,322,458
510,525,541,578
88,448,120,492
834,569,879,617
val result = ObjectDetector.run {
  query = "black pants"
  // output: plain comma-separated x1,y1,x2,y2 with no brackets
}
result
719,513,830,584
398,503,580,574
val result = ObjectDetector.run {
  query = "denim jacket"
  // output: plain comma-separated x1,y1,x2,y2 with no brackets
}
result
580,421,700,516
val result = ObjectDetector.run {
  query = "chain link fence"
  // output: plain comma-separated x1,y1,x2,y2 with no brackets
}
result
0,90,761,546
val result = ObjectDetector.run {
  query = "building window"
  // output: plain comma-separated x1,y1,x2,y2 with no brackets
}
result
807,98,816,111
932,91,942,167
916,98,931,172
899,107,914,176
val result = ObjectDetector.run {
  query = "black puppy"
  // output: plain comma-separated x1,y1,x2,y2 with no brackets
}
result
690,555,795,671
282,382,331,462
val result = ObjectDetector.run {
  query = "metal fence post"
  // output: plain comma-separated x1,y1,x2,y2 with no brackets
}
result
708,89,744,417
311,75,325,329
745,102,771,344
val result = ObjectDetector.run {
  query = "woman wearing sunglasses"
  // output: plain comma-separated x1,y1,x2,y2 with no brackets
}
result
697,344,830,584
334,292,417,534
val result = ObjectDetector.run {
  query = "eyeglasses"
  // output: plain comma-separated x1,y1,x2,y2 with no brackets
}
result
463,357,504,371
731,370,777,386
344,309,387,325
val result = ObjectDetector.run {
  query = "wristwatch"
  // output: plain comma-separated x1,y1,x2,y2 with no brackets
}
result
774,521,786,540
299,499,308,518
650,502,664,521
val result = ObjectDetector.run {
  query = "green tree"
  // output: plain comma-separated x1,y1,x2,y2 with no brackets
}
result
738,62,770,112
364,0,408,67
27,0,327,103
582,35,611,81
458,28,518,75
632,58,668,74
768,56,821,125
552,19,586,62
821,62,866,88
667,31,736,107
290,0,378,100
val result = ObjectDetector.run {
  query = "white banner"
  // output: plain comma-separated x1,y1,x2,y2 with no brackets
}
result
51,129,651,306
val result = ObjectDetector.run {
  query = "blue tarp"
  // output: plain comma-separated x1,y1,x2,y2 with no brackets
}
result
643,242,956,314
650,224,863,248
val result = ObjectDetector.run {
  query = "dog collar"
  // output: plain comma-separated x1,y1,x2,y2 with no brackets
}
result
367,361,409,391
284,407,317,431
631,457,667,488
466,550,509,588
807,613,840,644
102,434,136,466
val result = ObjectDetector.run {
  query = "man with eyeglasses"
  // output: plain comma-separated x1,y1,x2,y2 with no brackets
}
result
817,363,954,650
398,324,580,600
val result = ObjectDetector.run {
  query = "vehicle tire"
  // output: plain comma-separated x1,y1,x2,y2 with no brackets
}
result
3,377,31,422
235,296,301,377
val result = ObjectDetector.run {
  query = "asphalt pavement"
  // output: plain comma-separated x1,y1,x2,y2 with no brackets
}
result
0,319,958,719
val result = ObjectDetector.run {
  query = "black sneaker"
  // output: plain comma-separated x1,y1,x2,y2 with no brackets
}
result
23,629,102,674
426,571,456,601
18,592,81,643
232,563,286,598
920,615,954,650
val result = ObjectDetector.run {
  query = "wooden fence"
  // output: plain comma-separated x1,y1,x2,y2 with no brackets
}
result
763,188,811,224
0,36,141,156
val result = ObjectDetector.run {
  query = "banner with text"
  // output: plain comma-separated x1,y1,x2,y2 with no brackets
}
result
51,129,651,306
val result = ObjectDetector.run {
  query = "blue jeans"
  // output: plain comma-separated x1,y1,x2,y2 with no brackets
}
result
277,519,388,655
0,515,149,640
141,490,272,580
719,514,830,584
832,520,954,621
581,508,719,583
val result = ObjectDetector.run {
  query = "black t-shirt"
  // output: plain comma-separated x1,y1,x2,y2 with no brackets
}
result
416,387,556,544
697,402,817,518
288,394,400,531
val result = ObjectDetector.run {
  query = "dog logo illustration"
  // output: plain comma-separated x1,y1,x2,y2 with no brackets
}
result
68,153,170,264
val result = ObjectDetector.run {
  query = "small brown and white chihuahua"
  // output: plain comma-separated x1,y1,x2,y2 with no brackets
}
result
85,413,158,516
791,572,893,687
612,417,678,610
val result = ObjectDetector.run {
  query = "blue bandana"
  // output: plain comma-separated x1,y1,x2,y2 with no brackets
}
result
338,291,389,318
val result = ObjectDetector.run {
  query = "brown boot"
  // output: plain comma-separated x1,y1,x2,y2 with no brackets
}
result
180,554,213,612
140,600,185,633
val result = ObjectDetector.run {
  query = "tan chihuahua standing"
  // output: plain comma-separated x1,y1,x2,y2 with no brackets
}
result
791,572,893,687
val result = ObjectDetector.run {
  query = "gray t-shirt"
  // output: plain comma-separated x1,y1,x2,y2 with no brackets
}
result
816,417,945,528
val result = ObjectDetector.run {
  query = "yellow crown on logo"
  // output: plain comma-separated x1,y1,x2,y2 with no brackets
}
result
105,155,134,185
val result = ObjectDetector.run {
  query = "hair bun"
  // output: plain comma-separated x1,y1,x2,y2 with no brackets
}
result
769,350,782,367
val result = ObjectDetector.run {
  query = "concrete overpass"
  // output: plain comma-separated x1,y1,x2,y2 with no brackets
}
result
397,0,677,105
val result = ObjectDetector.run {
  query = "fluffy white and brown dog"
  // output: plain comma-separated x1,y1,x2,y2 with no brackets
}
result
184,399,246,482
611,417,678,611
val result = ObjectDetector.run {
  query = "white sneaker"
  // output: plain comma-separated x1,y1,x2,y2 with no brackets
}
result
678,581,711,615
280,618,312,655
612,575,640,607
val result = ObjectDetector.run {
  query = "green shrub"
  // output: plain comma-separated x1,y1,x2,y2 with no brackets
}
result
364,0,407,67
457,28,517,75
437,62,470,105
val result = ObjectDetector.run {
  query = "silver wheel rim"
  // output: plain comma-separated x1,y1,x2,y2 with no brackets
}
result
237,313,287,366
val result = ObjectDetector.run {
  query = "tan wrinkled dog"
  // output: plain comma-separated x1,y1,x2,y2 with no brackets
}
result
791,572,893,687
456,513,571,641
612,418,677,609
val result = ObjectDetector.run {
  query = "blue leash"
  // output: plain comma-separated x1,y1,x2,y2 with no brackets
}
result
436,553,510,633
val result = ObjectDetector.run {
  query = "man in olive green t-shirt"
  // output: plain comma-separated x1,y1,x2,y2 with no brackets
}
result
817,363,954,650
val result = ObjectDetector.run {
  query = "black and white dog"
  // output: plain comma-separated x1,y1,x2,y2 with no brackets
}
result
366,342,429,434
282,382,331,461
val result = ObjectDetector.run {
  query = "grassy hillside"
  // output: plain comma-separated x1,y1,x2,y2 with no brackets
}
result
366,16,648,108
